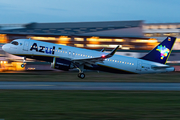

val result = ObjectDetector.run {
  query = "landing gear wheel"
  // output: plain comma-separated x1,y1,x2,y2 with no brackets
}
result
78,73,85,79
21,64,25,68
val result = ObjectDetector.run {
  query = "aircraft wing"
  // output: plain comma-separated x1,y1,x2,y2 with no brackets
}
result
72,46,119,65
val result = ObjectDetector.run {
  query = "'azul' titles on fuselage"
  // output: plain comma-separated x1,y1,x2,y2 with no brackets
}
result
30,43,55,54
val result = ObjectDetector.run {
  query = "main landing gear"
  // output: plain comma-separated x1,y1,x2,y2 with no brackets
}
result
78,73,85,79
21,57,26,68
76,64,85,79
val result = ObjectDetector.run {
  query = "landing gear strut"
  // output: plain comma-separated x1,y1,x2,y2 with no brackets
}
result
21,57,26,68
76,64,85,79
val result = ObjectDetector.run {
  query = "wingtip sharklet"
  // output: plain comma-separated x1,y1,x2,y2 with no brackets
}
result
105,45,119,58
100,48,106,52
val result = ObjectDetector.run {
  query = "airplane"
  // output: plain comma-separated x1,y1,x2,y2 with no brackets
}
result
2,36,176,79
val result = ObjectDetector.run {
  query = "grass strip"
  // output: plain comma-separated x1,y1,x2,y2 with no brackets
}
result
0,91,180,120
0,71,180,82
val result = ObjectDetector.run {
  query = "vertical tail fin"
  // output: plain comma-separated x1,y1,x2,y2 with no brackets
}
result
140,37,176,64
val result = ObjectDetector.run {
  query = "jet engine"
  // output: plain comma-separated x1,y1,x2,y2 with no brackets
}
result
51,57,74,71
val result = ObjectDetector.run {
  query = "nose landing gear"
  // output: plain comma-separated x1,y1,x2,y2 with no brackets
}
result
21,64,25,68
21,57,26,68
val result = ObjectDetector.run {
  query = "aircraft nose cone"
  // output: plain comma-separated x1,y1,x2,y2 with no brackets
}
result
2,44,8,52
2,45,5,51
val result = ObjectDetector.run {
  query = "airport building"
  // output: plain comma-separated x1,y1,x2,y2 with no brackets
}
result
0,20,180,71
143,23,180,49
0,20,158,50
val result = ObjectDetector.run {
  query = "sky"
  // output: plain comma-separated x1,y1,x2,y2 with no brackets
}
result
0,0,180,24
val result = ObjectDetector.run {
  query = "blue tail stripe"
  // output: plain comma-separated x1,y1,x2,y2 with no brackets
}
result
140,37,176,64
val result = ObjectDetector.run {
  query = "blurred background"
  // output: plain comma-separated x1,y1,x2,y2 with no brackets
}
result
0,0,180,72
1,1,180,119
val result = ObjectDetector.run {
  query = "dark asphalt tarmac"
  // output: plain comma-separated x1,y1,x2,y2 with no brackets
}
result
0,82,180,90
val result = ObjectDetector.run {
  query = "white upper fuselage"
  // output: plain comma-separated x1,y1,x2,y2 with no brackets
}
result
2,39,175,74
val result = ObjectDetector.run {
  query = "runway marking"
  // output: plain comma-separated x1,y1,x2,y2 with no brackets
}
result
0,84,55,86
1,82,180,90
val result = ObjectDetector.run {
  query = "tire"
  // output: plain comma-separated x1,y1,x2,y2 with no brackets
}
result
80,73,85,79
21,64,25,68
78,73,80,78
78,73,85,79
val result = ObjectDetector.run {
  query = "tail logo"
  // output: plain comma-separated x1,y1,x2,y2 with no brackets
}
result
156,45,170,59
168,37,171,41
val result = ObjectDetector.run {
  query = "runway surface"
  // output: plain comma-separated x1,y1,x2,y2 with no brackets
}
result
0,82,180,90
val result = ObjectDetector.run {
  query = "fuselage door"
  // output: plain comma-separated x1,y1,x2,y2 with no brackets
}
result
136,60,142,72
23,40,30,51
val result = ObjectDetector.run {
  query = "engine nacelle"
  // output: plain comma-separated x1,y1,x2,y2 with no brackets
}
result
51,57,73,71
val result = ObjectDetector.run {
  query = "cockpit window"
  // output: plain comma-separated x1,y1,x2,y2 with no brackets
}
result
11,41,19,45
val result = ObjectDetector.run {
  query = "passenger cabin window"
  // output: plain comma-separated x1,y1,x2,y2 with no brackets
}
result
11,41,18,45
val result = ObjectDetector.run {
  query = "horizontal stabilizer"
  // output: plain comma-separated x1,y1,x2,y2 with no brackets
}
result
151,65,170,69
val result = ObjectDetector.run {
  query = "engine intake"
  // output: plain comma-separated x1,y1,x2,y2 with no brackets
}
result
51,57,73,71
